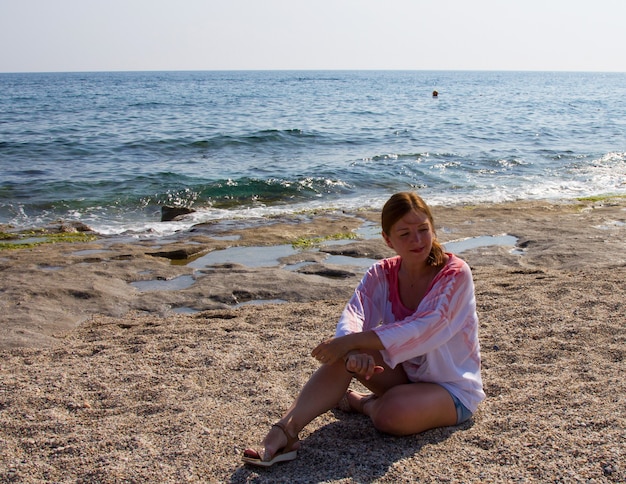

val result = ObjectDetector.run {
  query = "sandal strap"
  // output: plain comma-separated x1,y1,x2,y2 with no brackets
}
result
272,422,299,451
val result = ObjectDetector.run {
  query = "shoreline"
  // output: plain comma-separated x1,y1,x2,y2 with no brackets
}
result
1,197,625,350
3,193,625,242
1,197,625,482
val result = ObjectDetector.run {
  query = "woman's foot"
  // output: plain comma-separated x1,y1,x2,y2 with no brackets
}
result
336,390,377,414
242,422,300,467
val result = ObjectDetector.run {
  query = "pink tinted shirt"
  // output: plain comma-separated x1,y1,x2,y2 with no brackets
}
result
335,254,485,412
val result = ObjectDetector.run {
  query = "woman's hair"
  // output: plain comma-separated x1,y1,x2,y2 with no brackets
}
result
381,192,446,267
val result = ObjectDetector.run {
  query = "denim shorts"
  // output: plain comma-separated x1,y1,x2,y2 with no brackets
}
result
449,392,473,424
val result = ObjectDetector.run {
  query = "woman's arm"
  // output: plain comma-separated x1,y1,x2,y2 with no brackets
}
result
335,262,389,337
312,330,384,364
311,331,385,380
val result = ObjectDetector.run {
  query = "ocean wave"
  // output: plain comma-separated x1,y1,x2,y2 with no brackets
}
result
0,173,355,225
206,129,321,147
3,70,626,237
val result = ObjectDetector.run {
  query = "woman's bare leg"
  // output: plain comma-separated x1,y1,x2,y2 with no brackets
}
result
249,350,454,460
347,351,457,435
255,359,353,460
354,382,457,435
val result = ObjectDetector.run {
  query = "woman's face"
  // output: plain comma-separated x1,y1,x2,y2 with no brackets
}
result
383,209,434,264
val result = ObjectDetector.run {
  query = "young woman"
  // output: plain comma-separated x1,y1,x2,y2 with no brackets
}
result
243,192,485,467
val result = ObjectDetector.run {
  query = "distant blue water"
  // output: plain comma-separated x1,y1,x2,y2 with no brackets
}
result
1,70,625,236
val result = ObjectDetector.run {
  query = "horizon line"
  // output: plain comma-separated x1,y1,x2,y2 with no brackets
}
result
2,68,625,75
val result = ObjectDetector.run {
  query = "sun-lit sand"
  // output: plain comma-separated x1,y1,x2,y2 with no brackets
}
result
1,198,624,482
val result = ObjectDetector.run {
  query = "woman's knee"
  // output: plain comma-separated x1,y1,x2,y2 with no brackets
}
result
370,413,407,435
367,384,457,435
368,399,409,435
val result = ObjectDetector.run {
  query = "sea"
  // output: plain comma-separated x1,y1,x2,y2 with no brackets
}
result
1,70,625,237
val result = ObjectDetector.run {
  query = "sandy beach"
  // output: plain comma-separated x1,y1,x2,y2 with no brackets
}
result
1,198,625,483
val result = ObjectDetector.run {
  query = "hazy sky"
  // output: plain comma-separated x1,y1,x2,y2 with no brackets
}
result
1,0,625,73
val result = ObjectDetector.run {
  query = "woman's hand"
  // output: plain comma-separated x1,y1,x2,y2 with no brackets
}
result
312,332,385,380
311,335,384,381
344,352,384,380
311,337,348,366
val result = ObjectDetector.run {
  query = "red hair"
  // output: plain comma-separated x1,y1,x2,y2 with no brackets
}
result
381,192,446,267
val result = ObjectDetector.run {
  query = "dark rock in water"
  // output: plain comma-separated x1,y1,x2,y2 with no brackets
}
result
161,206,195,222
147,245,208,260
39,221,95,234
295,263,356,279
59,221,94,233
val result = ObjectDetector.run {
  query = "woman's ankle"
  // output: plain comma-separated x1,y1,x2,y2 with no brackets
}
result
274,419,299,441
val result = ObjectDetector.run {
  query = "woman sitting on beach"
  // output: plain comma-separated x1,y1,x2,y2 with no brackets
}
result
243,192,485,467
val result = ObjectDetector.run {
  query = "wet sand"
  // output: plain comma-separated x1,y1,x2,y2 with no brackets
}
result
1,198,625,482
